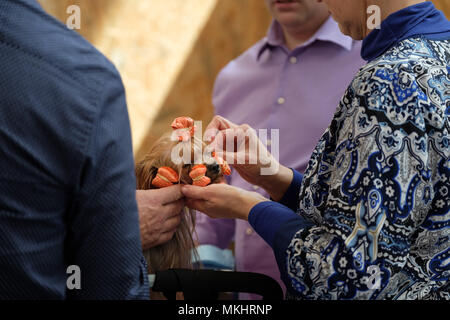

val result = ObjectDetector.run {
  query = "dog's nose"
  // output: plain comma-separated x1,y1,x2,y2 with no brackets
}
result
206,163,220,174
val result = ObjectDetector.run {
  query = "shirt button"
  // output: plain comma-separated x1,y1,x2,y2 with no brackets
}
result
277,97,286,105
252,185,260,191
289,56,298,64
246,228,253,236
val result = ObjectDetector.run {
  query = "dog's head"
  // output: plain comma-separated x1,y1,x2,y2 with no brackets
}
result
135,117,230,190
134,117,231,274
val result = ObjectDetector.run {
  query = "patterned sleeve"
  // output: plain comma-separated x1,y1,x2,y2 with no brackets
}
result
279,42,449,300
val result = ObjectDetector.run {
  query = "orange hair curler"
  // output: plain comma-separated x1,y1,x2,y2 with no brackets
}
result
189,164,211,187
151,166,179,188
171,116,196,142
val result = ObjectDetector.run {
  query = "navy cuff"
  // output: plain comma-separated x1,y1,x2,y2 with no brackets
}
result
278,169,303,211
249,201,307,248
248,200,315,296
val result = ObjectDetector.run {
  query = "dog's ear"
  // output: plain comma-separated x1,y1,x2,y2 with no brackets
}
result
148,166,159,182
135,161,158,190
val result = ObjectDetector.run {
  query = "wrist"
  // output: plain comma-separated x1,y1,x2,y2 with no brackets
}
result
238,192,267,221
259,165,293,202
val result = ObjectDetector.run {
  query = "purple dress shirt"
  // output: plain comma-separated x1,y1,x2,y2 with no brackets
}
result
195,17,365,299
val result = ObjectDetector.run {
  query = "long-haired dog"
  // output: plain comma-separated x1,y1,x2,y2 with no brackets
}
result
135,117,230,274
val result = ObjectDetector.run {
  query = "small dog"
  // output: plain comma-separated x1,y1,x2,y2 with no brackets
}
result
135,117,230,274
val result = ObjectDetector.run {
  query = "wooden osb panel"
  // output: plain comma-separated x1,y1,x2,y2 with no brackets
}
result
94,0,219,155
135,0,271,161
38,0,219,154
37,0,115,43
433,0,450,17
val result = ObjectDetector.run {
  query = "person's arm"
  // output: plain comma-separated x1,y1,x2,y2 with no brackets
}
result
247,201,315,290
247,168,305,244
248,201,314,250
136,187,184,251
274,168,304,211
205,115,296,201
65,66,149,300
261,74,434,299
185,71,435,299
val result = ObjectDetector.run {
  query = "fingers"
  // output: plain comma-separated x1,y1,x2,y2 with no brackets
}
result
162,212,182,232
209,128,231,152
185,198,209,214
162,198,184,218
146,206,182,248
182,185,214,214
180,184,210,200
182,184,234,216
211,126,259,154
205,115,235,132
153,184,184,205
204,116,236,142
183,184,260,220
156,230,177,247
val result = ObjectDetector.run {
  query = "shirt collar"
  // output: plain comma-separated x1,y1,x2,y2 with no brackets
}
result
257,16,354,61
361,1,450,62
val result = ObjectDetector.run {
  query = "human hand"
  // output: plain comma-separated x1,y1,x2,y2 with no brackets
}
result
181,183,267,221
136,185,185,250
204,115,293,201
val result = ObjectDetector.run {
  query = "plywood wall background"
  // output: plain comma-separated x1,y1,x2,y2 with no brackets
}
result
434,0,450,14
133,1,272,161
38,0,271,161
37,0,449,161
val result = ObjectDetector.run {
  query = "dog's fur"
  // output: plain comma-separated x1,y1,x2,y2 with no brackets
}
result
135,133,224,273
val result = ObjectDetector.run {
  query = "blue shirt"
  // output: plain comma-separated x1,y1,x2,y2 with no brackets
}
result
249,2,450,299
0,0,149,299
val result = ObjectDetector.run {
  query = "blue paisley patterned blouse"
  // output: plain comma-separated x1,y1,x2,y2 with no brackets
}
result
248,2,449,300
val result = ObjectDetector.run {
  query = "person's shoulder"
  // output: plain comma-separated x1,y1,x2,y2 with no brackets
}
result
0,0,125,157
359,37,449,71
216,37,268,82
384,36,449,65
347,36,448,132
0,0,119,97
352,37,447,87
233,37,269,64
354,36,449,93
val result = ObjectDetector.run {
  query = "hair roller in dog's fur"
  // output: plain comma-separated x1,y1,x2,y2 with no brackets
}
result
135,117,230,274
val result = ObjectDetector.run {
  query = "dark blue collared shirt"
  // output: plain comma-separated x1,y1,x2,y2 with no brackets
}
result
0,0,149,299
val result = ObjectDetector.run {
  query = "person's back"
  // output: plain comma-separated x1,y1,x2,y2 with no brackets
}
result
0,0,148,299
